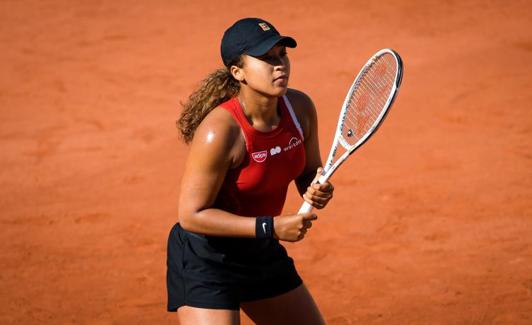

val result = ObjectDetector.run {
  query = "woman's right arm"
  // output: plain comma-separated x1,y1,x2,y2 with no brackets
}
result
177,108,254,237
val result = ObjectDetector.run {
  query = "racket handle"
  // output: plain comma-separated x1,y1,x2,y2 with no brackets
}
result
298,201,313,214
297,174,330,214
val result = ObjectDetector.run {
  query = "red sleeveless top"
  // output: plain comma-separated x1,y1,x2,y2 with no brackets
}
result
215,96,306,217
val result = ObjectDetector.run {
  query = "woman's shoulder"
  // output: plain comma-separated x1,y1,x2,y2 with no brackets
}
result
285,88,315,110
189,105,245,168
193,105,241,146
285,88,317,138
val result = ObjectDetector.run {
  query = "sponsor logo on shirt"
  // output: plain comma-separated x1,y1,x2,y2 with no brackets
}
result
270,146,281,156
251,150,268,163
283,137,302,152
254,137,301,163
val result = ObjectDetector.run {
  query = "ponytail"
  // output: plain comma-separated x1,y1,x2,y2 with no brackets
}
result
177,64,241,144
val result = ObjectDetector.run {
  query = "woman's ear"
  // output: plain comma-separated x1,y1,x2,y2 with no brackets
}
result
230,65,245,82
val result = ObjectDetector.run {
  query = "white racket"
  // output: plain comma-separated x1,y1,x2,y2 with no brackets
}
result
299,48,403,213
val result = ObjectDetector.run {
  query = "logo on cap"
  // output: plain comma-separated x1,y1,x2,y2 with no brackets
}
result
258,22,271,31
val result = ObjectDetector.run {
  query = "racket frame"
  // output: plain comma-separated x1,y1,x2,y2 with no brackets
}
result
298,48,403,213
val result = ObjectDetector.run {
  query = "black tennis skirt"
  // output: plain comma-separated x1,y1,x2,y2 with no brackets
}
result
166,223,302,311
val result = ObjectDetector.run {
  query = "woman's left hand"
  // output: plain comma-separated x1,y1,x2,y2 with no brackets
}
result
303,167,334,209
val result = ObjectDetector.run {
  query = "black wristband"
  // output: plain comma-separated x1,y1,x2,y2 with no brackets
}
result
256,216,274,239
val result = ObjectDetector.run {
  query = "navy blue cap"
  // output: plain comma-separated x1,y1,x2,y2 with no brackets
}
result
220,18,297,67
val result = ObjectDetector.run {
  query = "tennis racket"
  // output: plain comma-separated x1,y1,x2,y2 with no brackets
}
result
299,48,403,213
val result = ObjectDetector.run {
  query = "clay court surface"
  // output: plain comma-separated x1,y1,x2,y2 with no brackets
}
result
1,0,531,324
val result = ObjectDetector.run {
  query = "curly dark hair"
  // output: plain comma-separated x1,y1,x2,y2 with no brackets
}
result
176,59,243,144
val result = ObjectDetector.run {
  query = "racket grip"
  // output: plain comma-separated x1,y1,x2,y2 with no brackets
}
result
297,173,330,214
298,201,313,214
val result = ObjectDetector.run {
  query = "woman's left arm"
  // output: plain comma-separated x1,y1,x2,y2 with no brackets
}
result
288,89,334,210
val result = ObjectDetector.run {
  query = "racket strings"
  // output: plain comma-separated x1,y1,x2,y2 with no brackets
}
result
342,54,397,147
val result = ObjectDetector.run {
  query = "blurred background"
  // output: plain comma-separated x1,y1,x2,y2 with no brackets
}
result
1,0,531,323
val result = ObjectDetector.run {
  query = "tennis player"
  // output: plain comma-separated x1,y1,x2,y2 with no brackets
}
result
167,17,333,324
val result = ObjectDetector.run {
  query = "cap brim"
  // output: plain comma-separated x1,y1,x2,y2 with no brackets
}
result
246,35,297,57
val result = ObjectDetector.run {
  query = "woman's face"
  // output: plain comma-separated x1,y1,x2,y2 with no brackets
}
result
237,45,291,97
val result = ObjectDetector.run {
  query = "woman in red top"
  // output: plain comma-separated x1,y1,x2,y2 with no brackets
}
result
168,17,334,324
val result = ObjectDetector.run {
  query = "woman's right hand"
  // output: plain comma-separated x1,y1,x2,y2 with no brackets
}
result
274,213,318,242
